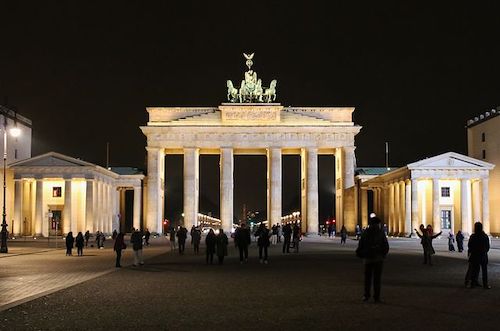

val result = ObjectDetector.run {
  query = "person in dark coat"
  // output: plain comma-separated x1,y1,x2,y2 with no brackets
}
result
292,223,301,253
448,232,455,251
130,228,144,266
113,232,126,267
356,217,389,303
216,229,229,264
65,232,74,256
340,225,347,244
144,228,151,246
177,226,188,254
169,227,176,252
456,230,464,252
235,223,251,263
84,230,90,247
205,229,216,264
112,229,118,240
255,224,270,264
466,222,491,289
282,223,292,254
192,226,201,254
75,232,85,256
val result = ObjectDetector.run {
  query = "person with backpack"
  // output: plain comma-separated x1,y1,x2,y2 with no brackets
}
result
356,216,389,303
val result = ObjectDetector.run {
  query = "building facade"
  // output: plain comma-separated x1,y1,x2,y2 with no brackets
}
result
359,152,494,236
467,107,500,235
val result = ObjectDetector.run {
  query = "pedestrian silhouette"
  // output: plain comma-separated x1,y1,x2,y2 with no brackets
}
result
466,222,491,289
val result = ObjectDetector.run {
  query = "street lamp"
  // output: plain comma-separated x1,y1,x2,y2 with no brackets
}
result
1,116,21,253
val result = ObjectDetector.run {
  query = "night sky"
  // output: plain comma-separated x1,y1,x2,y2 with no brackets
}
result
1,1,500,222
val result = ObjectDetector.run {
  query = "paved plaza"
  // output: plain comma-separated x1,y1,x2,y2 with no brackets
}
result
0,236,499,330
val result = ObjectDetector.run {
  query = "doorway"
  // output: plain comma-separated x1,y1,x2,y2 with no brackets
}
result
440,209,452,230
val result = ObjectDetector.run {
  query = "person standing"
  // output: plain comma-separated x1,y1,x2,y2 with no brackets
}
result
216,229,229,264
112,229,118,240
355,224,362,240
415,224,441,265
235,223,251,263
169,227,176,252
467,222,491,289
65,232,75,256
448,232,455,251
113,232,126,268
328,224,333,238
292,223,301,253
356,217,389,303
75,232,85,256
144,228,151,246
205,229,216,264
84,230,90,247
255,223,270,264
277,224,282,243
456,230,464,252
271,225,278,245
190,225,195,245
192,226,201,254
282,223,292,254
130,228,144,266
177,226,188,255
340,225,347,244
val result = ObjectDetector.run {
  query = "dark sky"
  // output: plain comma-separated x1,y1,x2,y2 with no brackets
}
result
1,1,500,222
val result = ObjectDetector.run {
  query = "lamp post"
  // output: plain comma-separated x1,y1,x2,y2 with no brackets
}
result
0,115,21,253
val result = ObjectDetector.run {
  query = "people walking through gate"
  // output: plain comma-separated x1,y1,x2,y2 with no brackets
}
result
356,216,389,303
456,230,464,252
448,232,455,251
340,225,347,244
292,223,301,253
65,231,74,256
235,223,251,263
277,224,282,243
144,228,151,246
75,232,85,256
255,223,270,264
271,224,278,245
282,223,292,253
415,224,442,265
206,229,216,264
84,230,90,247
113,232,126,268
177,226,188,255
466,222,491,289
130,228,144,266
192,226,201,254
169,227,176,252
216,229,229,264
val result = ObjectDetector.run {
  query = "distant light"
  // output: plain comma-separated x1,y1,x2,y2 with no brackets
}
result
10,127,21,137
370,213,376,218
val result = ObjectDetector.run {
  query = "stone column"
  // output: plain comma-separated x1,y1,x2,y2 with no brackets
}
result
63,179,72,234
482,178,490,234
432,178,441,233
306,148,319,234
405,180,411,236
114,188,121,232
13,180,23,236
460,179,471,235
85,180,94,233
133,186,142,230
34,179,43,236
220,148,234,233
361,189,368,228
388,183,394,233
394,182,400,235
301,148,308,234
472,180,481,224
411,179,419,234
183,148,199,230
146,147,164,233
373,188,378,215
399,181,406,234
267,148,282,229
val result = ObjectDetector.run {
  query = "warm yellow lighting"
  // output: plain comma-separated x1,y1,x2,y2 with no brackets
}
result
10,127,21,137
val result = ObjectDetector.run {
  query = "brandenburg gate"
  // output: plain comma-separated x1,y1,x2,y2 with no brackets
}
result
141,54,361,234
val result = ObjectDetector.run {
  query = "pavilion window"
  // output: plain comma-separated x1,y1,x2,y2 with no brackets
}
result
441,187,450,197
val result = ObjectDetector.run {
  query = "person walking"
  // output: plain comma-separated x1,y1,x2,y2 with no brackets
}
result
216,229,229,264
112,229,118,240
130,228,144,266
255,223,270,264
192,226,201,254
75,232,85,256
328,224,333,238
448,232,456,251
456,230,465,252
235,223,251,263
65,231,75,256
282,223,292,254
355,224,362,240
190,225,196,245
169,227,176,252
144,228,151,246
466,222,491,289
356,217,389,303
205,229,216,264
292,223,301,253
277,224,282,243
113,232,126,268
340,225,347,244
415,224,442,265
84,230,90,247
177,226,188,255
95,230,100,248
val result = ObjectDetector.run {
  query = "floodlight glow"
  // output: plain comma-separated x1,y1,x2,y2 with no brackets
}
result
10,127,21,137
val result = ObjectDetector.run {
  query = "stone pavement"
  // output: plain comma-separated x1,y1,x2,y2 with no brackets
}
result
0,236,499,330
